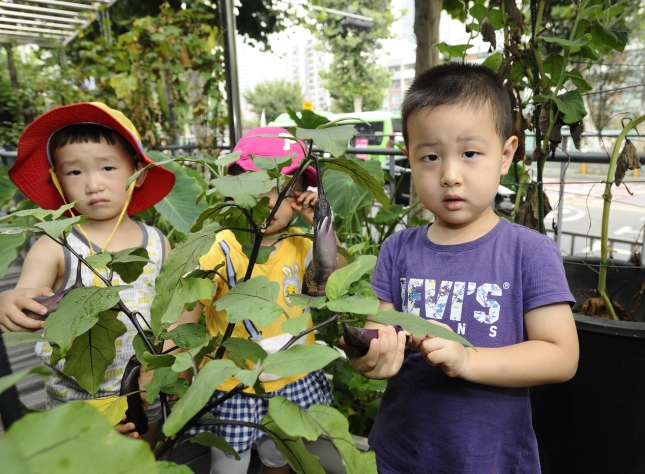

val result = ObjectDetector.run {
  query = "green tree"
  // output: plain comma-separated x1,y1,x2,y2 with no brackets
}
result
243,79,304,124
305,1,396,113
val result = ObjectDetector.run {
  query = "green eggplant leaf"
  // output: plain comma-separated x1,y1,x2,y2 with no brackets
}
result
44,285,131,353
189,432,240,460
63,311,127,394
150,222,220,336
268,396,323,441
1,332,50,348
163,360,240,436
537,33,592,48
372,309,475,348
161,323,210,349
34,216,88,240
281,312,311,336
223,337,268,362
326,294,379,315
307,404,378,473
144,366,179,405
325,255,377,301
0,401,158,473
152,156,208,233
321,158,389,210
210,171,274,209
110,247,151,284
262,412,325,474
295,125,357,157
0,366,52,396
261,344,340,378
288,294,328,309
216,276,285,326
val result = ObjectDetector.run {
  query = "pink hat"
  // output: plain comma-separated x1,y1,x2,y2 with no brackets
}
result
229,127,317,188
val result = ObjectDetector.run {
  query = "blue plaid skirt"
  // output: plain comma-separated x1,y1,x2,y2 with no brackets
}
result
186,370,333,452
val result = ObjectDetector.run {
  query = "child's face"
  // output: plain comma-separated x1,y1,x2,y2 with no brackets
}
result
52,140,140,221
405,104,517,233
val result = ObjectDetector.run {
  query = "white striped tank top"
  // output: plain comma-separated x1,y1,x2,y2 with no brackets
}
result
35,222,165,407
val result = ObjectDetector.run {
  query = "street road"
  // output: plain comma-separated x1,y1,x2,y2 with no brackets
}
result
541,170,645,258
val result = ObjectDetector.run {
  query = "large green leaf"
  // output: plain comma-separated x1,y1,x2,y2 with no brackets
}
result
223,337,268,362
482,51,503,71
321,158,389,210
566,68,593,94
295,126,357,157
163,359,240,436
150,222,220,336
372,309,474,348
288,294,328,309
153,158,207,233
322,169,373,219
0,401,158,473
538,90,588,124
435,42,473,58
537,33,591,48
210,171,274,208
325,255,377,301
161,277,214,328
287,107,331,129
0,202,78,224
1,331,50,348
160,323,210,349
156,461,195,474
216,276,285,326
188,432,240,460
326,294,379,315
145,366,179,405
590,21,627,53
0,366,52,396
261,344,340,378
268,396,323,441
281,312,311,336
307,404,378,473
263,412,325,474
0,165,17,207
34,216,87,240
44,285,131,352
63,310,127,394
111,247,151,284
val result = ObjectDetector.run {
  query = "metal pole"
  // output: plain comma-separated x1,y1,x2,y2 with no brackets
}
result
388,155,396,202
555,136,568,247
218,0,243,147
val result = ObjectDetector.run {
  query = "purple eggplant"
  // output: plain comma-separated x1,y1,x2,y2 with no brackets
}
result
23,259,84,321
119,355,148,435
303,193,338,296
342,323,408,356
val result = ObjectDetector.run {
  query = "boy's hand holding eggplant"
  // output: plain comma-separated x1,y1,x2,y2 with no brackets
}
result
340,323,408,380
0,287,56,332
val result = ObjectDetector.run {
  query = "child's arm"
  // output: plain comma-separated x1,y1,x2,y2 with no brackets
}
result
0,237,63,332
418,303,579,387
291,190,347,268
340,300,407,379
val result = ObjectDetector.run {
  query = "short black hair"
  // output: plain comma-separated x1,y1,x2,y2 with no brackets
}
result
49,123,138,164
227,163,307,192
401,62,512,146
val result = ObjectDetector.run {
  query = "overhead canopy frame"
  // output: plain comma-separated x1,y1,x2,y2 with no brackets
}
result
0,0,118,48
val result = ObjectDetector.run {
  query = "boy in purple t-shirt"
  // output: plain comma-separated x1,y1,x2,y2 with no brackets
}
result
342,63,579,473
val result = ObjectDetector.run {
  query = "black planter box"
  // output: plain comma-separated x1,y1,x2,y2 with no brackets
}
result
530,257,645,474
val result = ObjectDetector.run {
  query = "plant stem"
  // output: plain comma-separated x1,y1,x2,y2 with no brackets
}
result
598,114,645,320
280,313,339,351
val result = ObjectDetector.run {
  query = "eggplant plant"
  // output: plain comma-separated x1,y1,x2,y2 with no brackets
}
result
0,112,473,473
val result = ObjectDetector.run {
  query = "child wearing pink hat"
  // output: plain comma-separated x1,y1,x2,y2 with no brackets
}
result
172,127,346,473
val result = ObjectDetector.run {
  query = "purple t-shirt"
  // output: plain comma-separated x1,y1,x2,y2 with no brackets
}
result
369,218,574,474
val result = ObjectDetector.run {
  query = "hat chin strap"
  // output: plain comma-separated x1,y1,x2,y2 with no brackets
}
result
48,167,136,287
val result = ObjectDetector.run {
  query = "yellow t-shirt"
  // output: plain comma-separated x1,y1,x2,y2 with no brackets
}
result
199,227,315,392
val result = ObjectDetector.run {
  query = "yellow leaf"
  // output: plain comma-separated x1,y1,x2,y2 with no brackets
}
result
85,396,128,426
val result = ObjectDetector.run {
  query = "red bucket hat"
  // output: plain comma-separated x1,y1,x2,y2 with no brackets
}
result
9,102,175,215
229,127,317,188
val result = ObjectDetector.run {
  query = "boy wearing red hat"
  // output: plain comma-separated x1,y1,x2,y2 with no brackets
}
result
0,102,176,444
171,127,345,474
